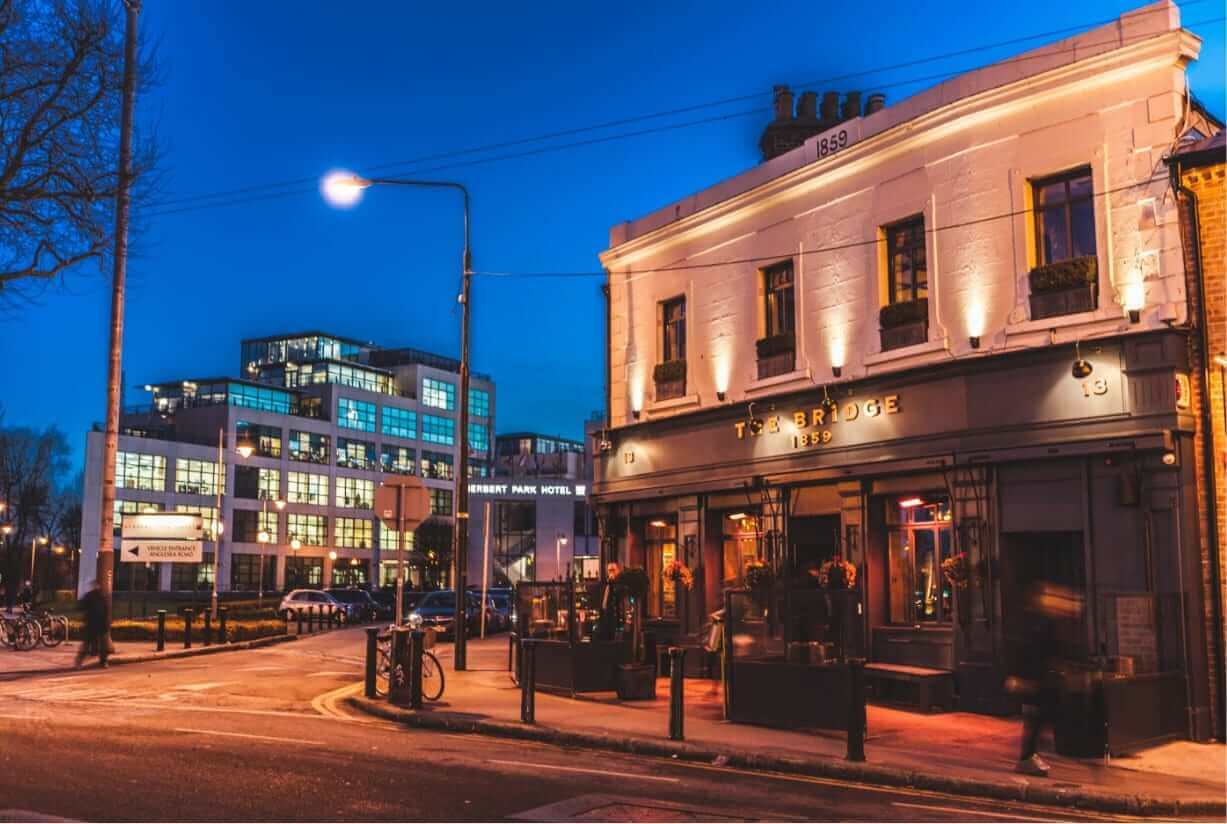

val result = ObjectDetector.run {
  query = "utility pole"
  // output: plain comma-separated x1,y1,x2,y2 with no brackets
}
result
453,211,472,672
97,0,141,640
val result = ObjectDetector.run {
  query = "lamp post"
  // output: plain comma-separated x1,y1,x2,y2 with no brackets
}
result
29,536,49,595
556,533,569,581
322,170,473,671
209,428,256,620
256,497,285,606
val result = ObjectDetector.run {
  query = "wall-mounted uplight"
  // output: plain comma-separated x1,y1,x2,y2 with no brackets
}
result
832,366,842,378
969,336,981,349
830,339,846,379
631,408,642,420
1123,282,1144,324
967,298,986,351
716,390,726,402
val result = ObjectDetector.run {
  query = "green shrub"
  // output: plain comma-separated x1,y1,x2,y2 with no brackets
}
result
879,298,928,328
1028,256,1097,293
652,359,687,383
755,333,795,359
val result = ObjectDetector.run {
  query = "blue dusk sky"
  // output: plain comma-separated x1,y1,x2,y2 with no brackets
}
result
1,1,1222,469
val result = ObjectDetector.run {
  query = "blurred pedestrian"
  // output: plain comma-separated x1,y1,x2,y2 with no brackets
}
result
1005,580,1083,777
75,580,110,668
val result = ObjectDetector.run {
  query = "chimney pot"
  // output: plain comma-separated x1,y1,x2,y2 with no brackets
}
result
820,91,840,123
865,93,886,115
772,85,795,122
842,91,862,121
797,91,818,122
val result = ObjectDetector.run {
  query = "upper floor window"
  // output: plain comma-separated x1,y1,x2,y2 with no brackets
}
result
288,430,330,464
338,398,376,432
335,476,374,509
420,450,454,480
1034,168,1095,266
467,422,489,454
886,216,927,305
174,458,219,496
380,444,416,475
287,471,329,506
763,261,795,337
422,378,455,411
381,406,416,440
421,414,455,446
116,452,166,492
429,488,453,517
236,421,281,459
468,388,490,419
336,437,376,470
661,296,686,362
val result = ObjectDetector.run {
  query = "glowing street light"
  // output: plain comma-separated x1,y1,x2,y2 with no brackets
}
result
320,170,371,209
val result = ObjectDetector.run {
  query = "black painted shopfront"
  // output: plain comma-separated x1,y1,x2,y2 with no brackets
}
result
593,331,1216,744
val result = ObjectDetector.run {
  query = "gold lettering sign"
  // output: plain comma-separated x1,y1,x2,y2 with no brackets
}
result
734,394,902,450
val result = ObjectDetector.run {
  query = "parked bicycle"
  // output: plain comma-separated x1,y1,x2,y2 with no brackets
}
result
29,609,68,647
0,612,42,651
373,619,444,701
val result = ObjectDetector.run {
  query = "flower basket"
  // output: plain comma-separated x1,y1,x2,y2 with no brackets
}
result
652,359,687,383
755,333,795,359
1028,256,1097,293
664,559,694,590
879,298,928,329
743,560,774,591
940,552,970,590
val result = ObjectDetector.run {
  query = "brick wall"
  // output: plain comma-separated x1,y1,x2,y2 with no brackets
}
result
1181,161,1226,738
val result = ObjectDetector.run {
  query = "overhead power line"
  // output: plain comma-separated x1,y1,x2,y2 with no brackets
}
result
141,2,1217,220
473,172,1178,280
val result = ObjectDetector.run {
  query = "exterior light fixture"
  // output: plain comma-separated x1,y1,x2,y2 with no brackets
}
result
746,402,764,435
1123,282,1144,324
632,408,641,420
969,336,981,349
1071,341,1093,379
899,497,925,508
257,530,270,544
821,385,838,416
648,520,668,528
0,523,12,536
598,436,613,453
1214,354,1227,369
832,366,842,378
1128,309,1141,324
1161,451,1177,466
716,390,726,401
143,384,153,392
328,550,338,561
320,169,372,208
236,433,255,459
727,512,749,521
290,537,302,551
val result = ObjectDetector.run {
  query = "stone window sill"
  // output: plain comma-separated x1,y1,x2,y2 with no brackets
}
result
1005,307,1115,337
745,368,812,396
863,337,947,367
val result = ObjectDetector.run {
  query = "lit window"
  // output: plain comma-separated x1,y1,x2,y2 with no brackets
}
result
335,476,374,509
429,488,453,516
420,451,454,480
422,378,456,411
116,452,166,492
288,430,330,464
380,444,416,475
336,437,376,470
467,423,489,454
468,388,490,418
381,406,417,440
421,414,455,446
287,471,329,505
287,513,328,546
336,517,373,549
886,216,927,305
1033,168,1096,266
763,261,795,337
338,397,376,432
661,296,686,362
174,458,219,496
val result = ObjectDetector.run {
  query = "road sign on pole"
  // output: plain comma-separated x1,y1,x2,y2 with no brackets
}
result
120,539,203,563
376,476,430,627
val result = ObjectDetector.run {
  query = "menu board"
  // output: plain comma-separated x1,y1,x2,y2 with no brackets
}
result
1114,595,1158,674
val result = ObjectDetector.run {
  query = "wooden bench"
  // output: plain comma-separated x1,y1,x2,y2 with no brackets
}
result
864,663,954,713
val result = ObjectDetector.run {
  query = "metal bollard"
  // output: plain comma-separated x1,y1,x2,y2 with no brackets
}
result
508,631,519,680
296,608,304,635
156,610,166,652
284,609,290,635
219,606,228,643
409,630,425,709
389,627,410,704
309,605,316,632
846,657,867,762
520,639,536,724
364,627,379,699
183,608,194,649
669,647,686,741
202,610,213,646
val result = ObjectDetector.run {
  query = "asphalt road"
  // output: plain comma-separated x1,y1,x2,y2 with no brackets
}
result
0,629,1151,822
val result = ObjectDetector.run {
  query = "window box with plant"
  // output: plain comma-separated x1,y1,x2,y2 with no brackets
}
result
755,332,796,379
879,297,929,351
653,359,687,402
1027,255,1097,320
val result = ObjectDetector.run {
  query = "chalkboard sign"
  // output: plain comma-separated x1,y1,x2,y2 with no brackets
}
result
1114,594,1158,674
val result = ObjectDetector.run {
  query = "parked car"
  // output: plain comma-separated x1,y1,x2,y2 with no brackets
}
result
408,590,485,638
369,588,428,622
278,589,350,622
325,588,378,623
489,588,515,631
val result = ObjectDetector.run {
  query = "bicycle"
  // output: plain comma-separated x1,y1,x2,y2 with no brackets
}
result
29,609,69,648
0,613,42,651
373,624,445,701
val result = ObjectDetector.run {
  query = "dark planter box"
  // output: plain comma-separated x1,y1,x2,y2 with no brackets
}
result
655,378,685,401
757,350,795,380
728,657,852,729
1054,671,1188,757
1029,285,1097,320
616,663,657,700
880,320,928,352
535,639,632,696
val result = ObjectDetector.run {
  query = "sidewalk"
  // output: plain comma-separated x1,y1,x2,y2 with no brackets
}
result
0,634,298,678
349,637,1226,818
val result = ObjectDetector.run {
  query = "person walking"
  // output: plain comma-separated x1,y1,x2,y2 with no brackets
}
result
75,581,110,668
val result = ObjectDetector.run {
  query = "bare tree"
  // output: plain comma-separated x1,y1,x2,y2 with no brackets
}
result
0,0,156,296
0,424,71,607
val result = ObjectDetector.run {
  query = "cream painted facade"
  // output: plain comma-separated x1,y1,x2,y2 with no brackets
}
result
601,1,1201,427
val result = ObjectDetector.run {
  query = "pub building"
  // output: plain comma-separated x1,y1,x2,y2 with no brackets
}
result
591,2,1224,743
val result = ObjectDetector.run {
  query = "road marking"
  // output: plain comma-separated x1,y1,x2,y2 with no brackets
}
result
174,727,324,746
235,665,282,672
311,681,363,718
307,671,356,677
892,801,1060,822
486,759,680,784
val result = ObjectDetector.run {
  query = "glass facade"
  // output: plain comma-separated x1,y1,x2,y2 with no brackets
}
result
468,423,489,454
287,471,329,505
422,378,455,410
421,414,455,446
288,430,330,464
338,398,376,432
280,361,395,395
228,382,294,414
236,421,282,458
381,406,416,440
429,488,453,516
420,450,454,481
175,504,219,539
230,554,276,590
380,522,415,551
116,452,166,492
335,476,374,509
285,556,323,588
287,513,327,546
336,517,373,549
173,458,218,496
468,388,490,418
380,444,415,475
241,334,365,370
336,437,376,470
494,501,535,585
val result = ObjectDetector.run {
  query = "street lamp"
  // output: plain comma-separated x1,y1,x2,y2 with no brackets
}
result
556,533,569,581
30,536,49,601
323,169,474,672
209,428,258,620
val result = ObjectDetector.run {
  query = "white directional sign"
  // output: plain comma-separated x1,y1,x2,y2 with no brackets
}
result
120,539,203,563
121,513,204,540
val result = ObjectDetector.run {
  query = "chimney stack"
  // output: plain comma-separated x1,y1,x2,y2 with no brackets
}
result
820,91,840,124
841,91,862,122
773,85,795,122
865,93,886,115
797,91,818,122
